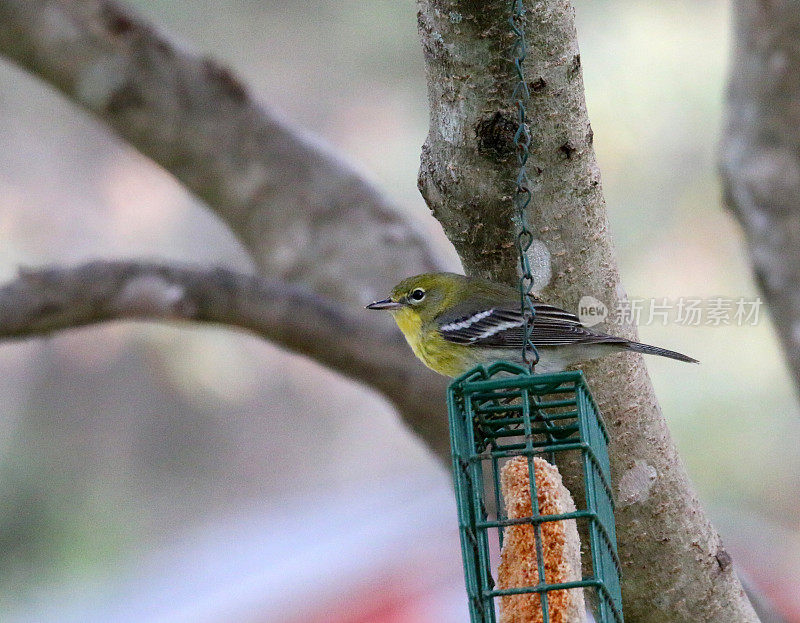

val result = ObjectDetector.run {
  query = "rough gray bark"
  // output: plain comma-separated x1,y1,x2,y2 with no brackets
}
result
417,1,757,621
0,0,453,457
721,0,800,397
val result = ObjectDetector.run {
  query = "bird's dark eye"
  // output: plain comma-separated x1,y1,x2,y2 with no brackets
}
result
410,288,426,301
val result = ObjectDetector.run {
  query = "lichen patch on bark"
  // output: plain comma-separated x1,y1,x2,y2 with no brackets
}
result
617,460,658,508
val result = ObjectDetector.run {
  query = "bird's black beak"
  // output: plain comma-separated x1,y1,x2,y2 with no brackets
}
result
366,298,403,310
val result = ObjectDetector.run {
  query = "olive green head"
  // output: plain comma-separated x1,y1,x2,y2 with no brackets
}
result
365,272,461,320
366,272,516,323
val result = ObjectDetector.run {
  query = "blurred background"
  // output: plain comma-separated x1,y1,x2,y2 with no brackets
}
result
0,0,798,621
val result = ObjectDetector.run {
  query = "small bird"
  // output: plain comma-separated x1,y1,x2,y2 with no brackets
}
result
366,272,697,377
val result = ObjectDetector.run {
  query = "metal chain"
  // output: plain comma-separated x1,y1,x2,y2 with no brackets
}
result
509,0,539,372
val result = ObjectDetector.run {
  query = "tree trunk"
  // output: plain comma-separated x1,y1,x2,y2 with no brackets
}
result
721,0,800,397
417,1,758,621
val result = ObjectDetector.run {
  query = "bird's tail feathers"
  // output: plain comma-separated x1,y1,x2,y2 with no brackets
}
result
624,341,698,364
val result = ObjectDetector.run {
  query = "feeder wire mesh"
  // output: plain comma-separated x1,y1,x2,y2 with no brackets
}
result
448,363,624,622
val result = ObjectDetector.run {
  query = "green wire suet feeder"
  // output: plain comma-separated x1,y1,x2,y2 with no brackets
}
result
445,0,624,620
447,362,624,623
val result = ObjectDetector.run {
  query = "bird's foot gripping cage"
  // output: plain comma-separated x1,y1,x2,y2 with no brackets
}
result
447,362,624,623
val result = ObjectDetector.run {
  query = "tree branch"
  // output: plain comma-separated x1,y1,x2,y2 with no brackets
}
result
0,0,441,298
417,1,757,621
0,260,451,455
721,0,800,397
0,0,452,456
